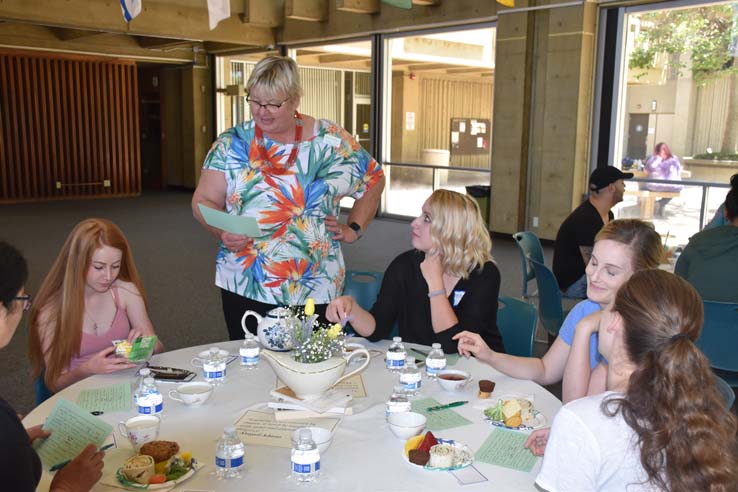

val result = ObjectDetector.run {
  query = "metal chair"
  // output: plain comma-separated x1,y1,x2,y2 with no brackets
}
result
713,374,735,410
497,296,537,357
696,301,738,387
529,259,566,338
512,231,545,300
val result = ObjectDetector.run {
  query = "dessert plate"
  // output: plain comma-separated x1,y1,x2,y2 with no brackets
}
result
403,437,473,471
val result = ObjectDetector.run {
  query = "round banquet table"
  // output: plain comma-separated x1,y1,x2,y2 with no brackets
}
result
24,338,562,492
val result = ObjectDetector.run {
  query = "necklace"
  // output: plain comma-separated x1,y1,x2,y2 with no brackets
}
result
253,111,303,169
85,309,108,336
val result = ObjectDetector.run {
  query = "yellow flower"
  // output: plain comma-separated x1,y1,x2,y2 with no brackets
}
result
304,298,315,316
327,323,342,339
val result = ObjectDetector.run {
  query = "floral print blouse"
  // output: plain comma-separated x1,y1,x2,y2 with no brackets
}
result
202,118,384,305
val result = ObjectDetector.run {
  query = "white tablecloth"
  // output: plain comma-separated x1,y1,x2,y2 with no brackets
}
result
24,339,562,492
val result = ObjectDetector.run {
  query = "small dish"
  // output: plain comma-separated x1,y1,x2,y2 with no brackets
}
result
436,370,472,392
388,411,426,439
290,426,333,454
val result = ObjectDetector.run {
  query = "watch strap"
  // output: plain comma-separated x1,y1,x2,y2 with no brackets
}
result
348,222,363,239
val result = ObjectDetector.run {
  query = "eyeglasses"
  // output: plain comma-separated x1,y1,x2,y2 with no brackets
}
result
246,96,289,112
14,294,32,312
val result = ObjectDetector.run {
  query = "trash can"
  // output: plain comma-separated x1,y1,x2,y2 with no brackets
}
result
466,185,491,224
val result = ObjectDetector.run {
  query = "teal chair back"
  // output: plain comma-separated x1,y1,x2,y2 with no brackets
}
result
696,301,738,386
497,296,537,357
529,259,565,337
35,372,54,405
513,232,545,299
714,374,735,410
343,271,383,311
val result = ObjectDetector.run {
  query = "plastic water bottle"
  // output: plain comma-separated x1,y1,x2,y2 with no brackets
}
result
239,334,260,368
215,426,245,479
203,347,227,384
386,336,406,372
385,384,411,420
133,367,151,405
399,356,421,396
425,343,447,379
291,429,320,482
135,377,163,415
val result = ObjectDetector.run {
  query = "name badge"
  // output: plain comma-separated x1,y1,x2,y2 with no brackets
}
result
323,134,342,147
453,291,465,307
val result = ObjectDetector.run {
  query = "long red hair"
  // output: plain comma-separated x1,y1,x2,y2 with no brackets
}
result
28,219,146,390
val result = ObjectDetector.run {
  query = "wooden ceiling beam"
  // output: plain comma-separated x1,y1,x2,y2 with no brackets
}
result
445,66,491,74
240,0,284,27
285,0,328,22
318,53,364,63
336,0,380,14
408,63,454,71
135,36,193,49
0,0,274,46
412,0,441,4
47,27,106,41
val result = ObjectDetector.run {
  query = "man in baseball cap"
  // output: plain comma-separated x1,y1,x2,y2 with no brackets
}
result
552,166,633,298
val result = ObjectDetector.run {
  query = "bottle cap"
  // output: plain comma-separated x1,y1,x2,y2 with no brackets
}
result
143,376,155,384
139,368,151,376
431,343,441,349
393,336,402,342
224,426,236,434
299,429,312,441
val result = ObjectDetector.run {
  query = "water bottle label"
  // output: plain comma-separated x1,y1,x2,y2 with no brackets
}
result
426,361,446,375
137,402,163,414
386,356,405,369
402,380,421,391
204,370,225,379
216,455,244,468
240,347,259,357
292,461,320,473
386,401,411,417
386,351,406,361
241,355,260,364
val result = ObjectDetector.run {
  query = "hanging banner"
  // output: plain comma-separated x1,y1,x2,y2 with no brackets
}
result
120,0,142,22
207,0,231,30
496,0,515,7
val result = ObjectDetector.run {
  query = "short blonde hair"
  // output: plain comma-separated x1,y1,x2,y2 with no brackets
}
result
426,189,492,278
246,56,302,101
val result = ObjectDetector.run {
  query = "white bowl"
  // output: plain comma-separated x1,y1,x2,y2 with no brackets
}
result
437,370,472,392
168,382,214,406
291,427,333,454
387,412,427,439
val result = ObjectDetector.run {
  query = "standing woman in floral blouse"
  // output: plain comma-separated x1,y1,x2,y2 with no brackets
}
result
192,56,385,340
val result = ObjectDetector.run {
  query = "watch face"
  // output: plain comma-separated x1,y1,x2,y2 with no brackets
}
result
349,222,361,232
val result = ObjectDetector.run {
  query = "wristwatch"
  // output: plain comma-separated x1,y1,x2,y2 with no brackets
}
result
348,222,363,240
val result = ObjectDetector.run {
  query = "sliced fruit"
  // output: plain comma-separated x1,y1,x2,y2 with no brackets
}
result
154,461,168,474
180,451,192,465
417,431,439,453
404,434,425,457
148,474,167,484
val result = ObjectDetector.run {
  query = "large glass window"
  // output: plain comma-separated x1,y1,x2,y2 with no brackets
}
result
382,26,496,217
610,1,737,245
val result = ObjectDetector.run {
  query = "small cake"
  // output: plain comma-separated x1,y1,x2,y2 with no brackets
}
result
478,380,495,399
408,449,430,466
140,440,180,463
428,444,455,468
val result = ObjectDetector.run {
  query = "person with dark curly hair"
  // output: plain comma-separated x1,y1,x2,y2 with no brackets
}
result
0,241,104,492
537,269,738,491
676,172,738,302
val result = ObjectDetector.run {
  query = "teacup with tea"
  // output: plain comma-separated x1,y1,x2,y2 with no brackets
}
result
436,369,472,392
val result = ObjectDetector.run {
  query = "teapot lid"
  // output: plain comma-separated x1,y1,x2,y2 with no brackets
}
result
268,306,293,317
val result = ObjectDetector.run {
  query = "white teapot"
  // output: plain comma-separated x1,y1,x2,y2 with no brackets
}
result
241,307,294,351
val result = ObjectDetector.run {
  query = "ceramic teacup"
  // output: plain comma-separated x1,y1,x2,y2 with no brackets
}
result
168,381,213,406
118,415,160,449
436,369,473,392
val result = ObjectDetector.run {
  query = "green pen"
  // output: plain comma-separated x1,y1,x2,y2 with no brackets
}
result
426,400,468,412
49,443,115,472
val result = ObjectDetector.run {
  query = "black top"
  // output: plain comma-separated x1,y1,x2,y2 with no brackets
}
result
364,250,504,354
553,200,613,291
0,397,42,491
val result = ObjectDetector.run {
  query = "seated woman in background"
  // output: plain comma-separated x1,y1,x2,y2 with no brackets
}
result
29,219,163,393
455,219,662,402
0,241,104,492
536,270,738,491
676,173,738,303
326,189,503,354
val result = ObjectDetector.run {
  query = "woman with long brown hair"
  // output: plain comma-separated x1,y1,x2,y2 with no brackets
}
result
29,219,162,392
537,270,738,491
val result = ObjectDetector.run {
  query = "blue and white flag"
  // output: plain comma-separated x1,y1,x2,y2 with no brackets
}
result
207,0,230,30
120,0,142,22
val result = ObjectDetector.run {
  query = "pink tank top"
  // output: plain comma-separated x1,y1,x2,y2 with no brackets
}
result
69,288,131,371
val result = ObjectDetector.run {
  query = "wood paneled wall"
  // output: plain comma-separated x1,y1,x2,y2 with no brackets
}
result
0,50,140,202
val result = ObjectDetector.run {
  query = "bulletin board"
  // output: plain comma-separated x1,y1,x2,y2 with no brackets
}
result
449,118,491,156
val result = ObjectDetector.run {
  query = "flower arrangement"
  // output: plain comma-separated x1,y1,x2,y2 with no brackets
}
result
290,298,346,364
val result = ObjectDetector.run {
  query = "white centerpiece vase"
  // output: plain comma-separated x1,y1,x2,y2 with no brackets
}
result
261,349,370,399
